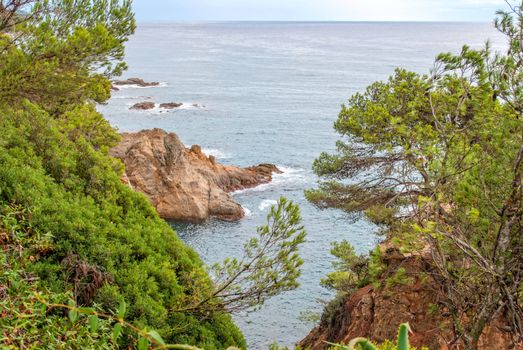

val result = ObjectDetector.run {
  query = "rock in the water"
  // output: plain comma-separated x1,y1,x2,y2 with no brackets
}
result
113,77,160,87
110,129,280,222
159,102,183,109
130,102,156,110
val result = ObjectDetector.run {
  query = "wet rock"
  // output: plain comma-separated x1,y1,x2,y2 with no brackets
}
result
130,102,156,110
113,77,160,87
159,102,183,109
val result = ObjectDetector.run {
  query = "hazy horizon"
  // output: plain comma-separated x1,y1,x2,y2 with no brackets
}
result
134,19,495,23
132,0,507,22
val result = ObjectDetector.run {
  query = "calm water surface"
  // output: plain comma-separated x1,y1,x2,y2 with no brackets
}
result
98,22,504,348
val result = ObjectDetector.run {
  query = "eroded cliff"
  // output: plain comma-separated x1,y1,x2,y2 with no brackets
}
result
299,245,520,350
110,128,280,222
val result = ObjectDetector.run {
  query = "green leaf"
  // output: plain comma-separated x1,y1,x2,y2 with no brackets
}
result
78,307,96,314
325,341,350,350
325,342,351,350
362,342,377,350
112,323,123,342
89,315,99,333
138,337,149,350
147,330,166,345
116,301,126,319
339,337,378,350
68,308,78,323
397,323,411,350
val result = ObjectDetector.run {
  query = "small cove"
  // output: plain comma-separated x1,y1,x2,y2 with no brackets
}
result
98,21,504,348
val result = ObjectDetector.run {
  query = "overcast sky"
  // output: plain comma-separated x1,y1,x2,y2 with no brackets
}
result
132,0,509,22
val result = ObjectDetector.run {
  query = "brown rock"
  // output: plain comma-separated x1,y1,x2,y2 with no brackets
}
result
110,129,280,222
130,102,156,110
113,77,160,87
159,102,183,109
299,247,521,350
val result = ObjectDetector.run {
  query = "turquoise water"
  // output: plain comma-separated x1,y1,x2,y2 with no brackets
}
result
98,22,504,348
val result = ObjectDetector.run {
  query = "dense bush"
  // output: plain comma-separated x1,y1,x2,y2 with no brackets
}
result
0,100,245,348
0,1,245,348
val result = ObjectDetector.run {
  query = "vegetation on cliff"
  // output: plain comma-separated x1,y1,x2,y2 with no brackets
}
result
307,2,523,349
0,1,306,348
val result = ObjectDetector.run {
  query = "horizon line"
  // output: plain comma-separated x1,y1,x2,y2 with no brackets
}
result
135,19,494,24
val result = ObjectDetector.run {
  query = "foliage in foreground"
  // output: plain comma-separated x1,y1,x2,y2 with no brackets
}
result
328,324,426,350
182,198,306,314
267,324,423,350
308,1,523,349
0,2,308,347
0,104,245,348
1,256,173,349
0,0,244,341
1,195,304,349
0,1,287,349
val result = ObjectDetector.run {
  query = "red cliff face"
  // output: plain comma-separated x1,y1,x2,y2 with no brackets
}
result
110,128,280,222
299,246,521,350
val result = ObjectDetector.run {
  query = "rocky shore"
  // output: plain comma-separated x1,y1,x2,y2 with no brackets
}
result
112,77,160,88
130,101,156,110
299,244,519,350
129,101,185,110
110,128,280,222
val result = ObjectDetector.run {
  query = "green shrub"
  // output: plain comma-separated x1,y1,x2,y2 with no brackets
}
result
0,102,245,349
0,1,246,348
385,268,414,289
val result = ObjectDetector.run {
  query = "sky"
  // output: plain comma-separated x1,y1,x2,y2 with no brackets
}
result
132,0,509,22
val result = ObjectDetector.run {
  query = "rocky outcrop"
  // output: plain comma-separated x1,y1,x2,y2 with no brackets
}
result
129,102,185,110
110,129,280,222
113,77,160,87
130,102,155,110
299,245,520,350
160,102,183,109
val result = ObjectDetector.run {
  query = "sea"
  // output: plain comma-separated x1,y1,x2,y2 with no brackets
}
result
97,22,505,349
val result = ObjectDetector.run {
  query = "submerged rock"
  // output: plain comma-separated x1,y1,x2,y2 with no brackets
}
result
130,102,155,110
159,102,183,109
113,77,160,87
110,129,280,222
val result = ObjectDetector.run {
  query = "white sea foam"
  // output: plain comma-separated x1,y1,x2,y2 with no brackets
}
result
112,95,153,100
128,102,204,114
202,148,230,159
149,105,168,115
178,103,206,110
232,165,309,196
258,199,278,211
111,95,134,99
115,82,168,89
242,206,252,217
